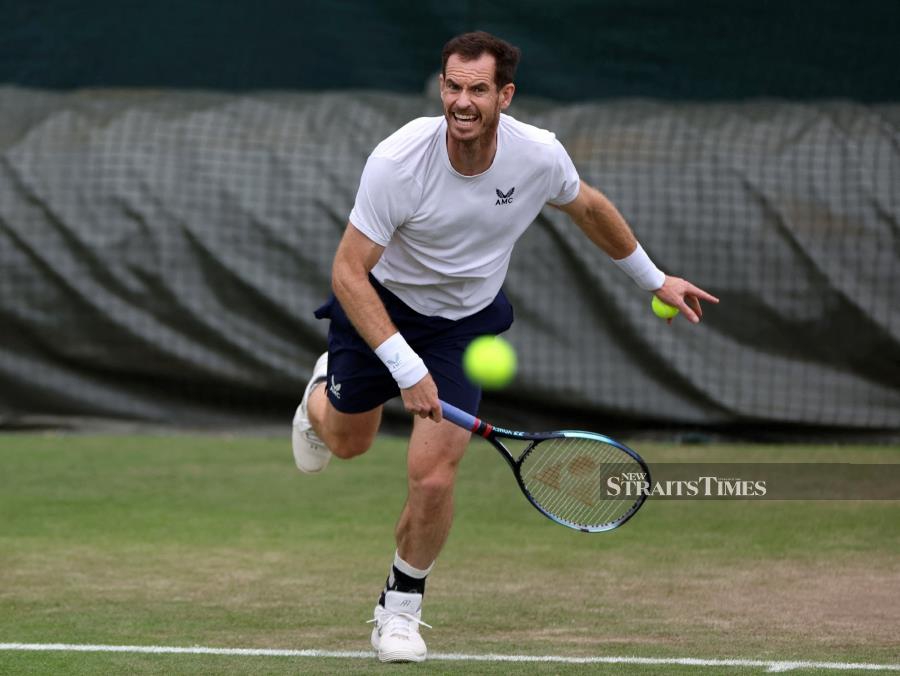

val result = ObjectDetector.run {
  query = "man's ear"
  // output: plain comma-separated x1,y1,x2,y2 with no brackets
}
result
499,83,515,110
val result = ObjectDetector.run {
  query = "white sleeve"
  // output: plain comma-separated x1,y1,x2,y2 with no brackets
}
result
546,139,581,206
348,155,420,245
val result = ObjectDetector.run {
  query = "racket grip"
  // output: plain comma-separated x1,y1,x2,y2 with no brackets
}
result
440,399,478,431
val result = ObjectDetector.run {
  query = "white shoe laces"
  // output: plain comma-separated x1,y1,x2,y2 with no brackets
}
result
368,611,432,639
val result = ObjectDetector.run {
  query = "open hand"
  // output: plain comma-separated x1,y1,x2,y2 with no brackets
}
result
654,276,720,324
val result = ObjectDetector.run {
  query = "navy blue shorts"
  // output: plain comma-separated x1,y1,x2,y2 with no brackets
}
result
313,277,514,415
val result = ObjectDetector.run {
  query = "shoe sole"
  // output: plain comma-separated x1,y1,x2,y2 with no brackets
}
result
371,627,426,663
377,649,426,663
292,352,330,473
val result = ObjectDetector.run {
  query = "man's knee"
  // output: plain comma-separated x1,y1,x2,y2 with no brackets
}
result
320,404,382,459
408,454,462,506
329,434,373,459
409,468,456,495
407,420,470,496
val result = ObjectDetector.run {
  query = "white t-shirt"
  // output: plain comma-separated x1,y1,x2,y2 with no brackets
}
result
349,113,580,320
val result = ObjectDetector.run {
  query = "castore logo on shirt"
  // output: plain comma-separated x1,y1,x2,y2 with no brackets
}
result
495,187,515,205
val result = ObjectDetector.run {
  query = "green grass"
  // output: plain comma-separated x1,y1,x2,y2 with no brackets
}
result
0,433,898,675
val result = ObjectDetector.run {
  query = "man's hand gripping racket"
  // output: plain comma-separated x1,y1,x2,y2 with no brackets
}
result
440,400,650,532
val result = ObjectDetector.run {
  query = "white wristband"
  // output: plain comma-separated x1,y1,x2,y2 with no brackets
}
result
613,243,666,291
374,332,428,390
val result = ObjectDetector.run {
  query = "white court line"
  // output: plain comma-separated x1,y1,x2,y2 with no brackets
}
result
2,643,899,672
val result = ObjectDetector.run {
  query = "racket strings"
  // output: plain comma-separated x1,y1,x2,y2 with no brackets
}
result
519,435,644,529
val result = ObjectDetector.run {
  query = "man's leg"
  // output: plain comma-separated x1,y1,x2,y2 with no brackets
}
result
396,415,471,567
293,351,387,472
370,415,471,663
307,382,382,459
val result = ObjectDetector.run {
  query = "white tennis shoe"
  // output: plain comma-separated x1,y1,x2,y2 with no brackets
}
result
291,352,331,474
369,591,430,663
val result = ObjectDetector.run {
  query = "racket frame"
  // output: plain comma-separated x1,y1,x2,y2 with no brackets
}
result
440,400,650,533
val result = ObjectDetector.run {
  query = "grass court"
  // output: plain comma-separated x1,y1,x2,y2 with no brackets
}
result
1,432,897,674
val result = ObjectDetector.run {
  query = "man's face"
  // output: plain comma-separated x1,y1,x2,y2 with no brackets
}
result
440,53,514,145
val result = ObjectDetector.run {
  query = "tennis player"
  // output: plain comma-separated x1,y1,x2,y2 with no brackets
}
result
293,31,718,663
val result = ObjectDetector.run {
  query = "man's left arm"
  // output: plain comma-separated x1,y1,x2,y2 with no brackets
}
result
555,180,719,323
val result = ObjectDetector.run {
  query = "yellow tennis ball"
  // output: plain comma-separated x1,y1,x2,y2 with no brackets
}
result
651,296,679,319
463,335,517,389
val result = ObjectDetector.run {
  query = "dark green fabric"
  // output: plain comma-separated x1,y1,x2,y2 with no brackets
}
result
1,88,898,436
1,0,898,101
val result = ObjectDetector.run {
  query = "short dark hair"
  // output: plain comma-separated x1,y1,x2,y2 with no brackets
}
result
441,31,521,89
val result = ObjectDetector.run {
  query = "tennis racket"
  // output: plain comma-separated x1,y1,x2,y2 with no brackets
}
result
441,400,650,532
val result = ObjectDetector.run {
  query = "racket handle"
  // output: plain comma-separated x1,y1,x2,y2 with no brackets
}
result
440,399,478,431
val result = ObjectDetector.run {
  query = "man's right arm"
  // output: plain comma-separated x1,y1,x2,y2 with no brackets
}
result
332,222,395,348
331,223,441,420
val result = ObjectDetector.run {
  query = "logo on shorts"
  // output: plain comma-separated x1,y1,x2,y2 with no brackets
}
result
329,375,342,399
495,187,515,205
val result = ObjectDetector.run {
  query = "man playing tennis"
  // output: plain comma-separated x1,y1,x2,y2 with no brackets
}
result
293,31,718,663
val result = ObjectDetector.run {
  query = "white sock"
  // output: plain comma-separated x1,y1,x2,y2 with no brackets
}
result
383,551,434,598
393,550,434,580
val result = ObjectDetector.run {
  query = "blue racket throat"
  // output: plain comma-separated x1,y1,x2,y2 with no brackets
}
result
439,399,650,533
